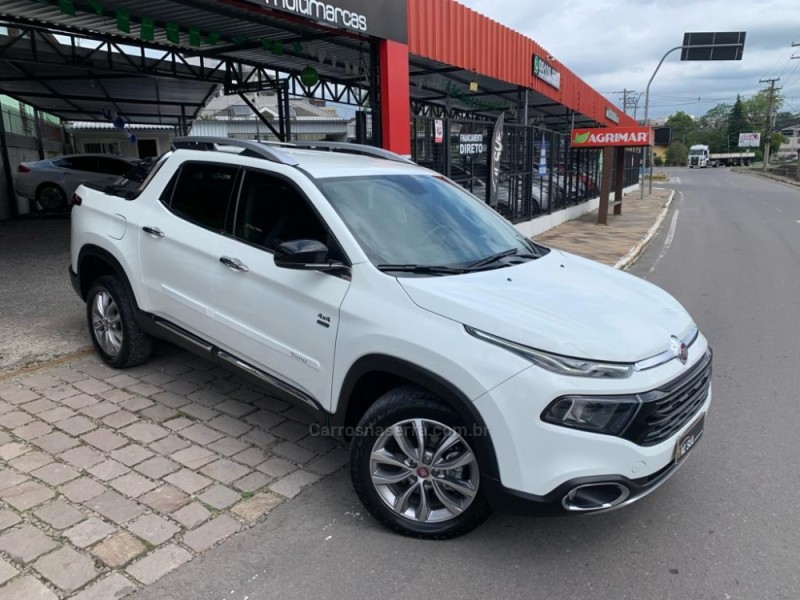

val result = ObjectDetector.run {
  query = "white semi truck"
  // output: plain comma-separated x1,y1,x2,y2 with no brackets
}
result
688,144,754,168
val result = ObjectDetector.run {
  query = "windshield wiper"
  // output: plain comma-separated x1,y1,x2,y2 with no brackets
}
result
466,248,538,270
377,264,465,275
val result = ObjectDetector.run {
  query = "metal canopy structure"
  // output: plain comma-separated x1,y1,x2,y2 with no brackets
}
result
0,0,382,127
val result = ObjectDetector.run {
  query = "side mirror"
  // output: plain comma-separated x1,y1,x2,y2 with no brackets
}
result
274,240,349,274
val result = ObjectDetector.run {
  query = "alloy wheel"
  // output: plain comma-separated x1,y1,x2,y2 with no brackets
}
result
91,290,123,357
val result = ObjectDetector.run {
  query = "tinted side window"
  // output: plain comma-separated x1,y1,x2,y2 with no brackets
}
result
169,163,238,231
67,156,99,172
97,157,132,176
234,170,342,261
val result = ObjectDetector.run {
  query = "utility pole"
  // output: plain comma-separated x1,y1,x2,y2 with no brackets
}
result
613,89,638,116
759,78,781,172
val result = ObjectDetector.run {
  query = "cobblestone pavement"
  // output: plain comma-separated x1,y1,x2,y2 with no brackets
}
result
534,187,673,267
0,345,345,599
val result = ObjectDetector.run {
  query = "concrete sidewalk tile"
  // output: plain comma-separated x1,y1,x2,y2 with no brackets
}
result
229,386,263,403
64,517,117,549
165,469,212,495
121,423,169,444
233,471,270,493
245,409,285,430
16,374,61,390
91,531,147,567
231,492,283,523
59,446,105,469
84,491,145,524
73,378,113,395
151,390,192,408
31,462,80,486
41,384,80,401
0,525,58,562
209,378,240,394
102,410,139,429
268,470,321,499
232,447,268,467
0,575,58,600
0,469,28,492
34,431,80,453
182,514,240,552
127,513,180,545
187,388,227,407
126,544,192,585
105,374,140,389
0,558,17,586
0,404,11,417
255,395,290,414
241,429,276,449
71,573,138,600
59,477,107,503
13,421,53,441
0,385,39,405
214,399,256,418
110,473,158,498
118,396,155,413
33,499,85,529
256,457,295,479
141,371,175,386
0,411,34,429
180,423,225,445
0,511,21,532
79,402,119,420
297,435,340,454
172,445,217,469
126,383,163,397
140,404,179,423
200,459,251,484
111,444,154,467
38,406,76,424
135,456,180,479
55,415,98,436
271,441,316,464
207,414,251,438
0,480,55,510
88,459,130,481
62,394,99,410
33,546,100,593
197,484,240,510
0,441,30,460
19,398,57,414
306,448,349,475
180,403,218,421
148,434,191,455
163,417,194,432
102,389,134,404
281,407,313,425
82,428,128,451
208,436,250,457
269,420,309,442
139,485,189,514
47,367,85,384
172,502,211,529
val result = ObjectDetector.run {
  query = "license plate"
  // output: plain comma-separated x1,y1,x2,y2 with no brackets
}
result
675,413,705,463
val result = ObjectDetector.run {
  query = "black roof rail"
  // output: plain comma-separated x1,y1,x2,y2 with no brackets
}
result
171,137,299,166
287,141,416,165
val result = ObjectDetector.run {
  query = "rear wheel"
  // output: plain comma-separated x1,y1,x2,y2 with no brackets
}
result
36,183,67,211
350,386,491,539
86,276,153,368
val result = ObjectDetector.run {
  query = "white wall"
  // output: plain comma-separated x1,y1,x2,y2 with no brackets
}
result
72,131,173,158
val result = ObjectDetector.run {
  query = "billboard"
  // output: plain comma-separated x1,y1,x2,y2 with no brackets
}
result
681,32,746,61
532,55,561,89
570,127,652,148
738,132,761,147
653,127,672,146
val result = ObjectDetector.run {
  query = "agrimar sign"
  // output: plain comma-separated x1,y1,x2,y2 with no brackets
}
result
570,127,653,148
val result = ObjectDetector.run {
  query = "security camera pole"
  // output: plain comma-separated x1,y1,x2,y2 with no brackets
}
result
640,32,746,200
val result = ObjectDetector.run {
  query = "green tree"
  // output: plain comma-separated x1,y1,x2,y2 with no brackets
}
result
726,95,750,148
699,103,732,130
666,141,688,166
665,111,697,146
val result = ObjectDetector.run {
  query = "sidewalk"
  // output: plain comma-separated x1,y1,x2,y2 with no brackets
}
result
534,187,674,269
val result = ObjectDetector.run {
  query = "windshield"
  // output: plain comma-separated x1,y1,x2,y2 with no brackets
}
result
689,149,706,156
317,174,547,270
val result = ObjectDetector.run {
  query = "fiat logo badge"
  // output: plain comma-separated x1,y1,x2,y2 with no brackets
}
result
670,336,689,364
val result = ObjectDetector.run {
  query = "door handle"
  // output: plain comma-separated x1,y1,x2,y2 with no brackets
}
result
219,256,249,272
142,226,165,238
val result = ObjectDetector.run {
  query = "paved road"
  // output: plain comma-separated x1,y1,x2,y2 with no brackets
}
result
135,167,800,600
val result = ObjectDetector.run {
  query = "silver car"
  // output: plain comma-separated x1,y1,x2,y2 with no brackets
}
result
15,154,139,211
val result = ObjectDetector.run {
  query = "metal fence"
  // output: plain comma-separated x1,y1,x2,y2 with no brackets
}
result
411,115,640,224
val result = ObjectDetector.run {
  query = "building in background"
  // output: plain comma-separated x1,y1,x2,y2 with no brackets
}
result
66,122,175,159
777,124,800,158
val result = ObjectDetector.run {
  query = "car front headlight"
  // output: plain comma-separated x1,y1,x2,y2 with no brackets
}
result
465,326,634,379
541,395,640,435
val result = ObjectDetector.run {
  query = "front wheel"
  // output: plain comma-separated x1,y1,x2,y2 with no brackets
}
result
350,386,491,539
86,275,153,369
36,183,67,211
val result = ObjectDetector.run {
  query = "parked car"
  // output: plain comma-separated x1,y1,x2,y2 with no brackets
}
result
70,138,712,539
15,154,139,211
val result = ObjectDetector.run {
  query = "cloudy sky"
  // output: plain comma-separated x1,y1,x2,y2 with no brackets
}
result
459,0,800,120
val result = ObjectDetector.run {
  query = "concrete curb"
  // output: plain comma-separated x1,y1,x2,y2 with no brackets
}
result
733,168,800,189
613,188,676,271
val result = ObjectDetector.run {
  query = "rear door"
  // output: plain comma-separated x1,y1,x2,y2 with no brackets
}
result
138,160,239,339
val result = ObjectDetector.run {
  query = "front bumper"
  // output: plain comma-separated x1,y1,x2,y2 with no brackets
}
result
474,334,712,513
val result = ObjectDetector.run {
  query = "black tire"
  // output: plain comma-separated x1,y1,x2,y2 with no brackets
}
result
36,183,67,212
350,385,491,539
86,275,153,369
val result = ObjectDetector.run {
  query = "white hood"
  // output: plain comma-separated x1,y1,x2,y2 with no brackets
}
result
398,250,693,363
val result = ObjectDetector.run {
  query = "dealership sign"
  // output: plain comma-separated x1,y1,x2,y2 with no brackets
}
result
570,126,653,148
738,132,761,147
241,0,408,42
459,133,485,155
532,55,560,89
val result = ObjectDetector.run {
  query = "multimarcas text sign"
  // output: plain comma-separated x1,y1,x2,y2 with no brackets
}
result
240,0,408,43
570,126,653,148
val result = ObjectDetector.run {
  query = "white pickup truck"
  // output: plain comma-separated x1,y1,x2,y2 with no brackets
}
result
69,137,712,538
